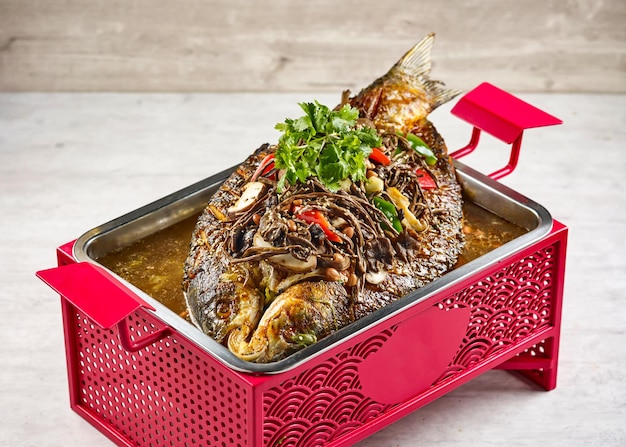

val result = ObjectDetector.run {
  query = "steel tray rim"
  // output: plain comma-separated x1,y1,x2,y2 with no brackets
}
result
73,159,553,374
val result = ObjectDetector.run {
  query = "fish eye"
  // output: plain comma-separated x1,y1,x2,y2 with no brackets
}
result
215,300,232,319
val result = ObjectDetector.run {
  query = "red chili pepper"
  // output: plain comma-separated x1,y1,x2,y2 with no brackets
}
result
369,147,391,166
415,168,437,190
251,153,276,181
295,209,342,243
261,162,276,178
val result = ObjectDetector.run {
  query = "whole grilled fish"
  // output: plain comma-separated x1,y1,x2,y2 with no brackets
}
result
182,33,464,363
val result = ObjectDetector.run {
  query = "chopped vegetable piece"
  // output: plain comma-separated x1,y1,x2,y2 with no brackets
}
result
415,169,437,189
387,187,428,232
369,147,391,166
262,162,276,178
365,176,384,194
295,209,343,243
264,287,277,306
292,333,317,346
399,132,438,166
251,153,276,181
372,197,403,233
209,204,228,222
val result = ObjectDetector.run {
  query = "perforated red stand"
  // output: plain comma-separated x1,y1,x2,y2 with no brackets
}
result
37,84,565,447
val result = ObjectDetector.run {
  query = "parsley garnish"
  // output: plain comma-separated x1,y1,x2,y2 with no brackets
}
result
274,101,381,192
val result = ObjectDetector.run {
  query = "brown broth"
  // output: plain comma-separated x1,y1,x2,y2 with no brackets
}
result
456,201,528,266
98,213,200,317
97,203,527,315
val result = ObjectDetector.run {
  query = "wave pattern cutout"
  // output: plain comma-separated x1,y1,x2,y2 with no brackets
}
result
262,332,395,446
262,245,557,446
437,245,556,382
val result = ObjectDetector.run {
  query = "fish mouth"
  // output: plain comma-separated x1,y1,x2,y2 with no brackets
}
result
227,327,268,362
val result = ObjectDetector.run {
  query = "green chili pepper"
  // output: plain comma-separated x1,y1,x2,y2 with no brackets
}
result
292,333,317,346
373,197,403,233
397,132,438,166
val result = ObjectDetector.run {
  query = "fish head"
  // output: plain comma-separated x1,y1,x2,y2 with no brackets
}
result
185,269,264,344
228,281,351,363
228,293,317,363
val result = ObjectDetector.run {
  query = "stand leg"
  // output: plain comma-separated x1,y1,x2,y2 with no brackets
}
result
496,336,560,390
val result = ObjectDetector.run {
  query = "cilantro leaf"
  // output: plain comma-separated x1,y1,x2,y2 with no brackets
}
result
274,101,381,192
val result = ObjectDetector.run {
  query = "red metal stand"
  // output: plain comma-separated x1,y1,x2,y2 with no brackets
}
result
36,84,566,447
37,220,567,447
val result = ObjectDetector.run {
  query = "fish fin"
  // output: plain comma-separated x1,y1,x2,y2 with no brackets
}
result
394,33,462,110
424,79,463,110
394,32,436,79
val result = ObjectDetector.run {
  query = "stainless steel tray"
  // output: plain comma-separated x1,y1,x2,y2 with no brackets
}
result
73,159,552,374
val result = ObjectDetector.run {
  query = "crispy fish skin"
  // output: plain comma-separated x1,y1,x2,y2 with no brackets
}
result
352,120,464,319
183,33,464,362
183,145,271,343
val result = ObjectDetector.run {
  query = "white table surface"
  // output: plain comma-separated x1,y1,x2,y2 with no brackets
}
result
1,92,625,446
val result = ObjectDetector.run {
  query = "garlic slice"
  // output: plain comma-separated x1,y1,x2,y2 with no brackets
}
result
387,186,428,232
365,270,387,284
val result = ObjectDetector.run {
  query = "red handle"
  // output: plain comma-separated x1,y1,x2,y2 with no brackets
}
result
117,317,171,353
449,82,562,180
37,262,171,350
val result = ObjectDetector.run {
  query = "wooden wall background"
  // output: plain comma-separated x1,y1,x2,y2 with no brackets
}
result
0,0,624,93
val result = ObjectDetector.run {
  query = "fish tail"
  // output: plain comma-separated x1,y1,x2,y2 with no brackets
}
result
393,33,462,110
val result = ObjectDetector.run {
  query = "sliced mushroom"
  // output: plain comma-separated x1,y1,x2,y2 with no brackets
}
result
227,181,266,217
253,233,317,273
272,269,327,294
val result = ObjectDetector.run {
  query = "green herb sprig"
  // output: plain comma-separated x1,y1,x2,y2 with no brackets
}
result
274,101,381,192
